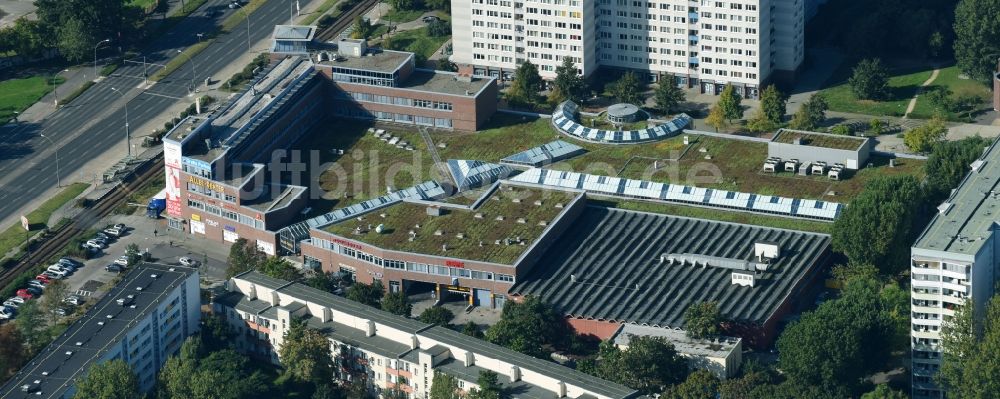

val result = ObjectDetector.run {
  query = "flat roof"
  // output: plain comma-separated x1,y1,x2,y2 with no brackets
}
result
323,186,580,264
771,129,866,151
399,69,493,97
914,138,999,256
0,264,197,399
511,206,830,328
273,25,315,41
611,324,740,358
242,184,307,213
320,49,411,74
420,326,638,399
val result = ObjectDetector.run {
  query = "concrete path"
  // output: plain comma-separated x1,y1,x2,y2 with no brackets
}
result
903,68,940,118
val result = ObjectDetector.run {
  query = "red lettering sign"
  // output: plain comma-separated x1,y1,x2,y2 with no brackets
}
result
332,238,363,250
445,260,465,268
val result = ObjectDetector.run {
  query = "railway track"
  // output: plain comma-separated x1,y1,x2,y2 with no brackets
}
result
314,0,381,42
0,155,164,288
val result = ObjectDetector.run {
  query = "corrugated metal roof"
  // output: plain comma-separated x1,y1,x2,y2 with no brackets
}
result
446,160,514,191
510,206,830,328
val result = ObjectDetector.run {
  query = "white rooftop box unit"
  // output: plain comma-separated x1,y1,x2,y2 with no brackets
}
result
754,241,780,262
731,271,755,287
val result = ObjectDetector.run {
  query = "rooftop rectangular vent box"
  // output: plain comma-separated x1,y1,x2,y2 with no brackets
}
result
938,202,953,215
754,241,780,262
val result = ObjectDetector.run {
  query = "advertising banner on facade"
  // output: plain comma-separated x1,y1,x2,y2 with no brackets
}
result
190,220,205,235
164,141,183,218
256,240,275,256
223,230,239,243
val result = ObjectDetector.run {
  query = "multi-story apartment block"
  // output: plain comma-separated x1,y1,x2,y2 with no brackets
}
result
452,0,804,98
215,271,639,399
910,138,999,399
0,264,201,398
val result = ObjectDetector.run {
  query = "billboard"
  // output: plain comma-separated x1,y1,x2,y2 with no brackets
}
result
164,141,183,217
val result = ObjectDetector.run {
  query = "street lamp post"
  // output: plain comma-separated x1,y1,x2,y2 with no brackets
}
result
110,87,131,158
39,133,61,188
177,49,197,92
233,3,252,53
93,39,111,78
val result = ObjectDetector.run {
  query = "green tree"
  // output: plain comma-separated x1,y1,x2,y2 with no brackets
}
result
280,319,336,384
830,262,879,284
582,337,688,394
553,57,588,103
788,93,828,130
462,321,483,338
954,0,1000,83
381,291,412,317
428,20,451,37
387,0,415,11
925,136,990,200
928,30,945,59
157,337,271,399
73,359,140,399
125,243,142,266
0,18,47,58
705,105,727,132
303,271,345,294
745,109,778,133
14,301,51,353
258,256,302,281
345,280,384,308
484,296,568,358
227,238,266,278
904,115,948,153
350,16,374,39
506,60,543,107
861,384,908,399
666,370,720,399
869,118,884,135
200,313,236,351
759,85,786,124
717,84,743,122
611,71,643,106
831,175,924,274
776,278,896,392
40,278,69,314
683,301,720,339
829,124,852,135
57,17,95,62
430,373,462,399
424,0,450,11
653,75,685,115
938,295,1000,398
437,56,458,72
419,306,455,326
0,324,26,379
467,370,503,399
849,58,890,101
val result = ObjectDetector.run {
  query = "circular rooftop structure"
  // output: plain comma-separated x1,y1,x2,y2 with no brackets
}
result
607,103,642,124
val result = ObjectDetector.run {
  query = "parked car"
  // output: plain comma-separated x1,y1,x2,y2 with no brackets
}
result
64,295,82,306
105,264,124,273
103,227,123,237
6,296,25,305
27,280,46,290
422,15,441,23
95,232,113,241
46,266,68,277
25,287,41,296
86,239,107,249
55,262,76,272
3,300,20,309
114,255,130,267
51,308,67,316
91,237,109,246
43,271,64,280
35,274,51,282
179,257,200,267
16,289,35,300
0,309,14,320
112,223,127,231
57,259,77,269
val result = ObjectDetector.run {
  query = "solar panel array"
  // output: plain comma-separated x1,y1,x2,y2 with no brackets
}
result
509,168,842,221
552,101,692,144
500,140,586,167
446,160,515,191
277,181,447,253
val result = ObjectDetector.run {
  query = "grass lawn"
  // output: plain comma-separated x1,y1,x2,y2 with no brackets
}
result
909,65,993,121
385,8,426,24
0,76,65,122
0,182,88,259
384,27,449,60
325,186,577,263
129,0,158,10
820,64,932,117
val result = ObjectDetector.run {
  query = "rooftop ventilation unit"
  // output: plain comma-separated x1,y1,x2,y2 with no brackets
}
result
754,241,780,262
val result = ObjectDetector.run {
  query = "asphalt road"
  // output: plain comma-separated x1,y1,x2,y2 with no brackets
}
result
0,0,311,223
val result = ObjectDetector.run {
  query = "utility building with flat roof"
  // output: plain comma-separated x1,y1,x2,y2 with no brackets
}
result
0,264,200,398
909,138,998,399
